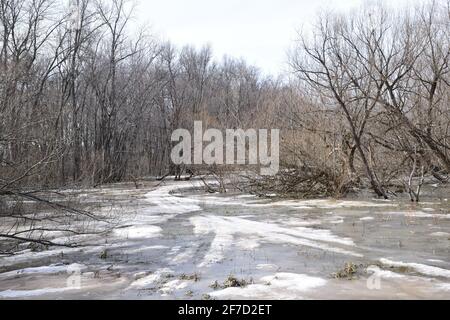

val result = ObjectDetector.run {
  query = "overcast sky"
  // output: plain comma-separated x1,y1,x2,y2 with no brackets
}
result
135,0,422,76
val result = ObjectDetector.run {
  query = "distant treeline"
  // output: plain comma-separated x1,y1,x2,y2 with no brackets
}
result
0,0,449,201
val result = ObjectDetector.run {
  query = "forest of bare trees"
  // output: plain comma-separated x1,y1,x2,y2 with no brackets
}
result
287,1,450,200
0,0,449,247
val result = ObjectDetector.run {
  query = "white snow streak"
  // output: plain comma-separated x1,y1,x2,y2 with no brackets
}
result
380,259,450,279
191,215,361,267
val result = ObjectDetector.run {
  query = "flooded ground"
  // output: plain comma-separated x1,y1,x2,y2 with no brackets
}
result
0,180,449,300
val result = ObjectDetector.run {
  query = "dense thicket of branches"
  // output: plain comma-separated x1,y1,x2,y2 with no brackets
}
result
285,1,450,199
0,0,278,190
0,0,449,206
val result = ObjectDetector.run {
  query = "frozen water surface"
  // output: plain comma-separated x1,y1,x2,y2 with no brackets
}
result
0,180,449,300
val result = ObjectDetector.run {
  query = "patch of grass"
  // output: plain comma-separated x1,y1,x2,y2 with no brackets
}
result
210,274,253,290
180,273,200,282
185,290,194,297
223,275,252,288
210,280,221,290
332,262,362,280
202,294,214,300
390,266,411,273
333,261,415,280
382,264,414,274
28,242,48,252
100,250,108,260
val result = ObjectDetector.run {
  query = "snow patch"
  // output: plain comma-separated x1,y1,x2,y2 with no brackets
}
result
377,211,450,219
256,264,279,271
128,268,174,289
209,273,326,300
144,183,201,214
159,279,189,296
125,245,168,254
191,215,361,267
113,225,162,239
380,259,450,278
0,287,76,298
366,266,406,279
437,283,450,291
0,264,85,279
427,259,446,264
168,246,198,265
431,232,450,237
245,199,395,210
